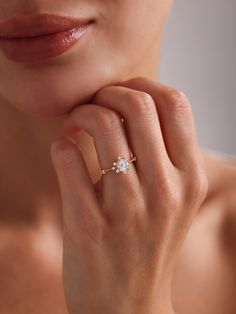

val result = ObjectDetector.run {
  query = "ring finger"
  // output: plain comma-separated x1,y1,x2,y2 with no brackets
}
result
63,104,140,199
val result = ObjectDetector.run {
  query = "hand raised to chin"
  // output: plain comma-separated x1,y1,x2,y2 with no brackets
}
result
50,76,208,314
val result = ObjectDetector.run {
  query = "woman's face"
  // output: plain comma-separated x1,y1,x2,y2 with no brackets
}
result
0,0,172,117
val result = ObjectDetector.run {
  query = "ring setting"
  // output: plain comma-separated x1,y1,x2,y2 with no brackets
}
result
100,155,137,175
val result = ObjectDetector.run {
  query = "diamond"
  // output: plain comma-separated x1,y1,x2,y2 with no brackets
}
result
115,157,130,173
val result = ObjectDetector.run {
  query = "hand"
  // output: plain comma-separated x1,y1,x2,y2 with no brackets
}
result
50,76,208,314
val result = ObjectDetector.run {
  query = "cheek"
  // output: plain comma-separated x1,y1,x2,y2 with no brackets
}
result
102,0,169,65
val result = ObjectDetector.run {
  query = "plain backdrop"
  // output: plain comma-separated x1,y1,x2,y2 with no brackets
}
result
160,0,236,155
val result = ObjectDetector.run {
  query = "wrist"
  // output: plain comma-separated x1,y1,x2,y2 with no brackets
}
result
66,276,175,314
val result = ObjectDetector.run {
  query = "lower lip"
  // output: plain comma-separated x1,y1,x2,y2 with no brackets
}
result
0,24,91,63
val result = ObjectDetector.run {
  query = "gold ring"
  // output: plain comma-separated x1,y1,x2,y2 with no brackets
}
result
100,153,137,175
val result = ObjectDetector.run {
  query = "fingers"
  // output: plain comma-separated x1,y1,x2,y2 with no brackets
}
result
90,86,172,186
118,77,201,171
60,76,202,223
63,104,140,196
50,137,102,237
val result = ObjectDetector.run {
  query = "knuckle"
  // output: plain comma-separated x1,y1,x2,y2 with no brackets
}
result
81,218,105,243
105,186,144,227
166,88,191,114
107,202,143,231
125,91,155,116
94,109,122,137
124,182,143,203
196,172,208,201
156,176,181,210
187,167,209,202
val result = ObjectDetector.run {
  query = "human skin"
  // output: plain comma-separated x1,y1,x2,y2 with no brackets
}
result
0,0,171,116
0,1,236,314
51,77,208,314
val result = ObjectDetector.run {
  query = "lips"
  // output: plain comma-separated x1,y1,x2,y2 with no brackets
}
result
0,13,94,62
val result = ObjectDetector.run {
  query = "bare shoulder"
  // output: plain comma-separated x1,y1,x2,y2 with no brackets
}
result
172,149,236,314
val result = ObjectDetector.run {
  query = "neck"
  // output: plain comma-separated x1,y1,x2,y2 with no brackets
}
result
0,99,66,230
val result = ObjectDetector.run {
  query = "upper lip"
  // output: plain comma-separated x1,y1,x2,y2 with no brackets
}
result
0,13,94,39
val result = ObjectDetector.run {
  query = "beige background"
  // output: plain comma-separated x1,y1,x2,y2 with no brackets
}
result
160,0,236,155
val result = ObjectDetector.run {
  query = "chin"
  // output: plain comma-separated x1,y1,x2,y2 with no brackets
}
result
16,79,99,118
0,34,129,118
0,51,126,117
2,63,124,118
